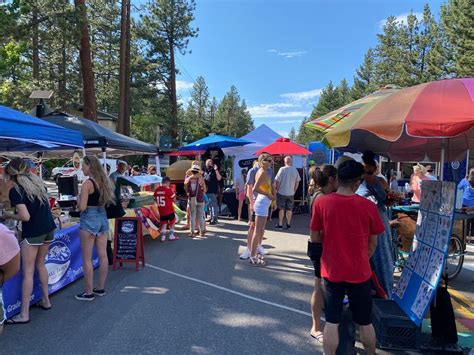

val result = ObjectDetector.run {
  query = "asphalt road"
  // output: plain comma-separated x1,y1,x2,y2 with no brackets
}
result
1,215,324,354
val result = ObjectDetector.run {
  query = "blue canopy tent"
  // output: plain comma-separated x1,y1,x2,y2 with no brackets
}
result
0,105,83,152
180,134,253,151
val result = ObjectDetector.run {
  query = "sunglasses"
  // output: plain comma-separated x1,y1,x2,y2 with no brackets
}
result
365,171,374,175
263,159,273,163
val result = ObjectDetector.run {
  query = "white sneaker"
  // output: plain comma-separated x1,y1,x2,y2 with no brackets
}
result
257,246,268,255
169,234,178,241
160,234,166,243
240,248,251,260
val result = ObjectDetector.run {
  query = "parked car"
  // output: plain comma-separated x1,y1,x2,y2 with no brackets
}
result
52,158,117,182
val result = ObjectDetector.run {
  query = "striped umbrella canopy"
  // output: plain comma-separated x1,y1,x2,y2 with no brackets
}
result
306,78,474,162
306,86,400,133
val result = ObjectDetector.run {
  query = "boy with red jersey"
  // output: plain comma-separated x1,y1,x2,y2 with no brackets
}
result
154,177,178,242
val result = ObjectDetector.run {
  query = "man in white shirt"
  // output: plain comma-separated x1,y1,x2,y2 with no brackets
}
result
275,156,301,230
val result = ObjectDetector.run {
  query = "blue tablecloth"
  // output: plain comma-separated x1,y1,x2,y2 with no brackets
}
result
2,224,98,319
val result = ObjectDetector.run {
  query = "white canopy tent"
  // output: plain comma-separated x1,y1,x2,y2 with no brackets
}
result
223,124,303,180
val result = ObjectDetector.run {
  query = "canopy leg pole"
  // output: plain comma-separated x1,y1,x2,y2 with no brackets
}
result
102,148,107,172
440,140,446,181
397,162,401,178
466,150,470,174
331,149,335,165
302,155,306,206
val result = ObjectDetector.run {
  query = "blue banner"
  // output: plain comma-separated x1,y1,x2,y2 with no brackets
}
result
2,224,98,319
393,181,456,326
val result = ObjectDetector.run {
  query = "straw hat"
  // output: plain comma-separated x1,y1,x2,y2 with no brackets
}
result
191,164,201,173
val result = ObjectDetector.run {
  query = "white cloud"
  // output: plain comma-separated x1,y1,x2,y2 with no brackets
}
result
280,88,322,102
248,103,309,119
379,12,423,28
267,49,307,59
176,80,194,92
278,51,307,58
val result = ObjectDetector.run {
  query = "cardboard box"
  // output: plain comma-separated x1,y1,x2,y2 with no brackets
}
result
0,179,11,208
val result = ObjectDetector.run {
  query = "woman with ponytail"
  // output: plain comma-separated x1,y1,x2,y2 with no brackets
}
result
76,156,115,301
307,164,337,343
2,158,56,324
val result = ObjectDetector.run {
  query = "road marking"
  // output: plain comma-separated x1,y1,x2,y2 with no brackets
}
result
147,262,312,318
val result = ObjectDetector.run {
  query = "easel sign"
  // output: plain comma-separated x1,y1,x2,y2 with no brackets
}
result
113,217,145,271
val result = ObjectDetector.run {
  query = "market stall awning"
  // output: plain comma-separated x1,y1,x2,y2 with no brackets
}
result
255,137,311,155
0,105,83,152
307,78,474,162
40,112,158,156
180,134,253,151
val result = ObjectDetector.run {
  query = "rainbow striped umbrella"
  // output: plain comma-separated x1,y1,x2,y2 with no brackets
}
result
306,86,400,132
306,78,474,162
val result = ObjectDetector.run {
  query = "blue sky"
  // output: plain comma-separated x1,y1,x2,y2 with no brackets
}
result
174,0,445,137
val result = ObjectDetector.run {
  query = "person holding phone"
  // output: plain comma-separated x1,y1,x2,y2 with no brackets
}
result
204,159,222,225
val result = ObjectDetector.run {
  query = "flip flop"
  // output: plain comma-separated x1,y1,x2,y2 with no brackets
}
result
6,318,30,325
35,301,52,311
310,331,324,344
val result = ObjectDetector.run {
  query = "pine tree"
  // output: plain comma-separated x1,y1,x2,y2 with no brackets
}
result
139,0,198,146
375,16,403,86
351,48,377,99
288,127,296,141
419,4,447,81
397,12,421,86
187,75,210,139
440,0,474,77
213,86,253,137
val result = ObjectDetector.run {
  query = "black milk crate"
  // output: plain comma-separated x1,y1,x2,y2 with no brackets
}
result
372,299,421,350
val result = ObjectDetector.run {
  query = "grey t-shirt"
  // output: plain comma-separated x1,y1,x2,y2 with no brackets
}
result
275,166,301,196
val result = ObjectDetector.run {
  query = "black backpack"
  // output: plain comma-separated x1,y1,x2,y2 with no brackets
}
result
430,277,458,345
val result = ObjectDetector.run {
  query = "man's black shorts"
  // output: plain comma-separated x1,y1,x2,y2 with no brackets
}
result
322,278,372,326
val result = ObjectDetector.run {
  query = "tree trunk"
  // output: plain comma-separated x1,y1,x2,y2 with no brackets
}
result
169,40,178,146
74,0,98,122
124,0,131,136
118,0,127,134
118,0,131,135
32,9,40,81
59,41,67,111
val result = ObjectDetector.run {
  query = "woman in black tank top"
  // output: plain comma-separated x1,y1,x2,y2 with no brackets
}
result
76,156,115,302
87,179,101,206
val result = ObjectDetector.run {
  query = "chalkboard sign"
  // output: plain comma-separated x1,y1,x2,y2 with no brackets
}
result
113,217,145,271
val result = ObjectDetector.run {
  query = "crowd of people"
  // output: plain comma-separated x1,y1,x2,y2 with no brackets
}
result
0,151,466,351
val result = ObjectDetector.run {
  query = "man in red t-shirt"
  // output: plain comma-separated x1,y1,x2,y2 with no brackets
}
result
154,177,178,242
310,160,384,355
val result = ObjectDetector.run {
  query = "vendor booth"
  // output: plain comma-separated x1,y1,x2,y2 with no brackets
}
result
0,105,86,319
223,124,304,181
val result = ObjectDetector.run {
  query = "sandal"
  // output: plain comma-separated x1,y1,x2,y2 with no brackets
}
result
35,300,52,310
187,233,195,238
310,330,324,344
249,256,265,266
6,317,30,324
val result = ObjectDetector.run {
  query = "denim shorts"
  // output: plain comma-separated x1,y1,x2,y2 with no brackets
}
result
80,207,109,236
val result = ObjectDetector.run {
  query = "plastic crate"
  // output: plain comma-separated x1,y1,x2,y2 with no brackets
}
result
372,299,421,350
